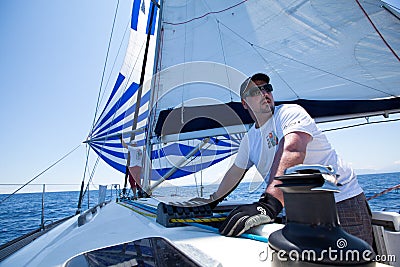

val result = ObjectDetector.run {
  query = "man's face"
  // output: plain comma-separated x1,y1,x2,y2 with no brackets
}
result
242,79,274,116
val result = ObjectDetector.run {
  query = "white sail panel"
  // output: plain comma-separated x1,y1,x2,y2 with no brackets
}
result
89,0,400,183
157,0,400,102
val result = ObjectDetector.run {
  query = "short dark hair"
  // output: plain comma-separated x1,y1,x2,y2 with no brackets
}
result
240,73,270,97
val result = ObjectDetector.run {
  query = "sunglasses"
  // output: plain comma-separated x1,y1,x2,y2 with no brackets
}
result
243,83,273,97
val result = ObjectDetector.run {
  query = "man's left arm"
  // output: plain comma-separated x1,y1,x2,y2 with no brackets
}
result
219,131,311,236
265,131,312,205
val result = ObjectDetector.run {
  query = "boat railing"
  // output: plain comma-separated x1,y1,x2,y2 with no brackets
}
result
0,215,74,262
0,183,122,246
77,200,112,227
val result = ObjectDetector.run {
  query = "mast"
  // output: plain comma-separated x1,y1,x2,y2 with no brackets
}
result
142,0,164,193
123,0,160,194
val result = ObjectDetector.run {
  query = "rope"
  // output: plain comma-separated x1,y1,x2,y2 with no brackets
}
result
367,184,400,201
322,118,400,132
0,144,81,205
118,202,157,218
78,0,121,211
119,199,269,243
163,0,248,26
170,217,226,223
185,222,269,243
88,0,121,135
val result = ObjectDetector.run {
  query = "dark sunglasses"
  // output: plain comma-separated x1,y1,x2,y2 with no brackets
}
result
243,83,273,97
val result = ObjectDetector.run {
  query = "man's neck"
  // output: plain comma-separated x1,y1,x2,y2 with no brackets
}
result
254,112,273,128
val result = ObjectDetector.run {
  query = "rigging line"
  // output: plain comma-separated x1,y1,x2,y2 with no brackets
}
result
96,19,132,126
321,118,400,132
87,29,148,194
0,144,81,205
218,21,397,98
201,0,233,102
80,156,101,207
216,20,233,102
382,4,400,20
89,0,121,136
80,143,101,205
163,0,248,26
192,140,200,197
90,40,147,151
355,0,400,62
367,183,400,201
77,144,91,205
216,20,300,98
253,46,300,99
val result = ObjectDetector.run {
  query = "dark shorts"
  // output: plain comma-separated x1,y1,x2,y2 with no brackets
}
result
336,193,373,247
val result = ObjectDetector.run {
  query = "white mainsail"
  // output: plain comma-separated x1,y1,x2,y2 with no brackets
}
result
88,0,400,189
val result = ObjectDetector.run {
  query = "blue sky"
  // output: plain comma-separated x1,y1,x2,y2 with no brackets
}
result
0,1,399,194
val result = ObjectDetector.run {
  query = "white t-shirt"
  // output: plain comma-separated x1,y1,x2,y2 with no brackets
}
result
234,104,362,202
127,145,143,167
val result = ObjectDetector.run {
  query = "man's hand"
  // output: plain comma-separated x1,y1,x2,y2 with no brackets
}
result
219,193,282,236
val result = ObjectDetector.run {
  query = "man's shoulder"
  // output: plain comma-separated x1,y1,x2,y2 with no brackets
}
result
275,104,306,116
276,103,303,111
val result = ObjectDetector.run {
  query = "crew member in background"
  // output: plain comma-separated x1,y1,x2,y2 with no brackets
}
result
121,137,144,199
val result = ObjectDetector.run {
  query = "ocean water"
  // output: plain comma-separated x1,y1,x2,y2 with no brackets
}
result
0,172,399,246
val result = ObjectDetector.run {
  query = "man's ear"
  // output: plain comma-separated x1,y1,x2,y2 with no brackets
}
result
241,98,248,110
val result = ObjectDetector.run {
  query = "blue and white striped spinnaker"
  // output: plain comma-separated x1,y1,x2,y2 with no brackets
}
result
88,0,159,174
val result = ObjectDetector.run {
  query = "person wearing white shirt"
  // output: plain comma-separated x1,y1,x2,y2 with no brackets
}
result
214,73,373,246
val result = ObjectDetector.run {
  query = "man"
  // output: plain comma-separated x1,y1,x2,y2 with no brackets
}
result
121,137,143,199
214,73,373,246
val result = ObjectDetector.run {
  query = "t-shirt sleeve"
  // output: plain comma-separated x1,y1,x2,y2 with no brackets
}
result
276,105,314,138
233,134,253,170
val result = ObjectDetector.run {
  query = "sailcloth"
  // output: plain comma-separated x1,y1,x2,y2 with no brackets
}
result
88,0,159,173
88,0,400,184
87,0,245,182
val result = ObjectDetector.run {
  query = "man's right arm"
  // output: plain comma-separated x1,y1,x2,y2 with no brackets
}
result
120,135,128,149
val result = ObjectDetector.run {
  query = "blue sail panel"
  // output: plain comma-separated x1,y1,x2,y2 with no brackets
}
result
92,99,149,139
150,143,235,160
146,1,158,35
91,82,140,135
130,0,141,30
91,145,126,173
150,153,234,181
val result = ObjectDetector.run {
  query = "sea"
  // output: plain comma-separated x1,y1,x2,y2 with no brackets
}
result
0,172,399,246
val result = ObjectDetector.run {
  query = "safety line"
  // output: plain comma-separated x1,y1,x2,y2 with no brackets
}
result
322,118,400,132
0,144,81,205
367,183,400,201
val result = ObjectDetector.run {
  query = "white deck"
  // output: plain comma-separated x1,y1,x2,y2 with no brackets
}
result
0,199,278,266
1,199,398,266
